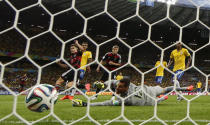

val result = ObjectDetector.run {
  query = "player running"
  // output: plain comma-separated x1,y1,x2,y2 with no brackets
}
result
72,77,193,106
167,42,191,100
93,45,121,100
18,74,28,93
155,55,167,84
74,40,92,87
55,44,82,100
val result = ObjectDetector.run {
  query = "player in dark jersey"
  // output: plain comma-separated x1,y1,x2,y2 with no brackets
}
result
55,44,82,100
18,74,28,93
93,45,121,99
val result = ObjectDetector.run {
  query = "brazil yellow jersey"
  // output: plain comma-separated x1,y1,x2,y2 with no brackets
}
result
170,48,190,72
80,51,92,70
155,61,167,76
116,75,123,80
197,82,202,88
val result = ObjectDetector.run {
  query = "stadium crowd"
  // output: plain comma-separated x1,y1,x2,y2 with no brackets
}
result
0,27,209,93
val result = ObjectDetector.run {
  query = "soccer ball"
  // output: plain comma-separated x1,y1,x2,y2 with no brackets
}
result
25,84,58,112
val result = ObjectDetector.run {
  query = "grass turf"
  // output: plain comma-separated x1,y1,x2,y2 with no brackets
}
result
0,95,210,125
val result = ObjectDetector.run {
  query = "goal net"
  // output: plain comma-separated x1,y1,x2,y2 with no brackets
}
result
0,0,210,124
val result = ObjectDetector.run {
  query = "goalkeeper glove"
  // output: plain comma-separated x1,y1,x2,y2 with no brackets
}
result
93,81,105,89
72,99,87,107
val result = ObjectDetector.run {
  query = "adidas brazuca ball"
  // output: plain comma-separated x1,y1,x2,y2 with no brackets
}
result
25,84,58,112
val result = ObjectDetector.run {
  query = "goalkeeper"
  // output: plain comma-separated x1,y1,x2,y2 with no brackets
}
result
72,76,193,106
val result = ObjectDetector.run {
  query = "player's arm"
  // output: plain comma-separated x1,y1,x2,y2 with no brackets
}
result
155,61,158,67
109,61,121,66
186,55,191,68
75,40,85,51
91,100,121,106
96,53,108,72
86,52,93,72
109,55,121,66
96,60,106,72
184,49,191,68
167,52,174,68
56,61,68,68
160,81,193,95
72,99,120,107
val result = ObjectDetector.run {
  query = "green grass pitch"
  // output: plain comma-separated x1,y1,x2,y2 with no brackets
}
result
0,95,210,125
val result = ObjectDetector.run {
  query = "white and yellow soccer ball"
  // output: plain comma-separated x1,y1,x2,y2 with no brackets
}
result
25,84,58,112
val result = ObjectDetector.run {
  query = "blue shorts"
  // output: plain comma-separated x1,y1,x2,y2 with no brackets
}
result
155,76,163,84
197,88,201,92
79,69,85,80
172,70,184,81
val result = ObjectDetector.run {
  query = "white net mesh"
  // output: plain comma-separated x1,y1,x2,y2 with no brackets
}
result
0,0,210,124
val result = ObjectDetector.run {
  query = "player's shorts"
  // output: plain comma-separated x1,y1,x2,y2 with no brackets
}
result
155,76,163,84
101,71,116,82
197,88,201,92
79,69,85,80
61,69,85,82
172,70,184,80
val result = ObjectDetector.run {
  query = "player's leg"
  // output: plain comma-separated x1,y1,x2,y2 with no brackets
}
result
111,72,117,100
197,88,201,94
59,69,76,100
154,80,193,101
55,69,72,90
66,81,75,100
55,77,64,91
76,69,85,89
173,70,184,101
92,71,108,100
155,76,163,84
19,83,25,93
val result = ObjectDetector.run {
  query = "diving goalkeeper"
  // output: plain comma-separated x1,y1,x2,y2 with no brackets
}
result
72,76,193,106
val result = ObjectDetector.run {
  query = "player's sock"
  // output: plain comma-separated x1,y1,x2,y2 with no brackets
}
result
173,80,184,100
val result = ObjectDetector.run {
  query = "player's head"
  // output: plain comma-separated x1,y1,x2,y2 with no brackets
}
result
70,44,78,53
82,42,88,50
116,76,130,94
176,42,182,50
112,45,119,54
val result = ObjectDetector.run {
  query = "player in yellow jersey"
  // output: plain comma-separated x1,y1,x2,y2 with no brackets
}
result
196,80,202,93
168,42,191,81
155,59,167,84
167,42,191,100
75,40,92,81
116,72,123,80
